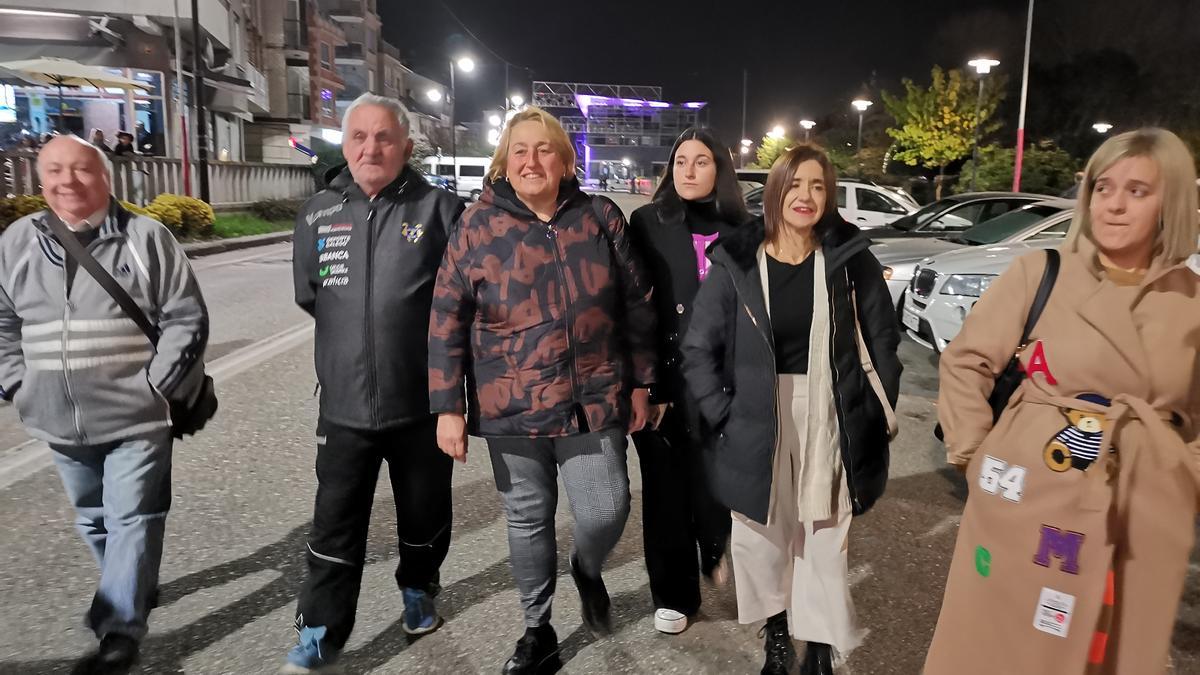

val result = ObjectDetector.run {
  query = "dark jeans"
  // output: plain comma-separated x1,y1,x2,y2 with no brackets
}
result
294,414,453,649
631,405,731,616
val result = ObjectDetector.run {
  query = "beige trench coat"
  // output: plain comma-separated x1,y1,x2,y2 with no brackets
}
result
925,238,1200,675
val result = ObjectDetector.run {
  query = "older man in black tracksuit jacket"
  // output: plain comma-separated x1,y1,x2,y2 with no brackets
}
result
282,94,464,674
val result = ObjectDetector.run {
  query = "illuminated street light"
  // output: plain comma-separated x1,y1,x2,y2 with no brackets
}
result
968,57,1001,190
509,94,524,107
488,114,502,127
799,119,815,141
767,125,785,140
426,88,443,102
1093,122,1114,134
456,57,475,73
851,99,873,151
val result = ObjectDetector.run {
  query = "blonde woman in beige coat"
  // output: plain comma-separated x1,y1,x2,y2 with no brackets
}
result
925,128,1200,675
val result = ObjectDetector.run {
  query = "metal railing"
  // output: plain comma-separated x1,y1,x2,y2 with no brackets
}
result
2,153,315,208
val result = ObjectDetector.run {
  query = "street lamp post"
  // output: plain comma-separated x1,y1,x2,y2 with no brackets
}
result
449,56,475,195
967,57,1000,191
851,99,872,152
740,138,752,168
767,124,785,140
800,119,815,142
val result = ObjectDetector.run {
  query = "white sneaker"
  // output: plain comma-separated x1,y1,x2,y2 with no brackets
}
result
654,608,688,634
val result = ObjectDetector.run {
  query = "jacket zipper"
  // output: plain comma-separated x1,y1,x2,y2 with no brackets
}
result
830,272,860,512
61,257,86,444
545,219,582,424
364,201,379,425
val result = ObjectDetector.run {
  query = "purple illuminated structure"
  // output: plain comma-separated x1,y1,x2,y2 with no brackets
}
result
574,94,707,117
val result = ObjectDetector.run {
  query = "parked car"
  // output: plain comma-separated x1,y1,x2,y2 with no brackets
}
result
743,179,918,228
423,155,491,200
873,199,1075,310
868,192,1052,240
900,238,1060,352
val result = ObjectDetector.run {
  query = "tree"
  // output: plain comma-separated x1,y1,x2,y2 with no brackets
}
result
409,132,437,169
754,134,795,169
882,66,1007,195
955,142,1080,196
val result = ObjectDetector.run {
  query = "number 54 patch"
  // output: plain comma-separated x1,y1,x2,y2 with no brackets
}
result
979,455,1026,503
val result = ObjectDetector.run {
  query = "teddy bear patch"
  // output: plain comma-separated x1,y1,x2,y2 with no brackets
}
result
1043,394,1112,472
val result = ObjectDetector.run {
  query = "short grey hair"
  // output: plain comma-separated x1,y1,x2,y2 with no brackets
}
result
37,133,114,184
341,93,412,137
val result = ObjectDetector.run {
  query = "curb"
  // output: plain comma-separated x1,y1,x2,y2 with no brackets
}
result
182,231,292,259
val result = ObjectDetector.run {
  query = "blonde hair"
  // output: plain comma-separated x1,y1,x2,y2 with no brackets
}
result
1066,128,1199,262
487,106,577,182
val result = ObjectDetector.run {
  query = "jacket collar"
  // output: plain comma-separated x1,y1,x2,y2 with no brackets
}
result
328,164,416,203
34,198,130,242
711,212,869,278
481,176,585,221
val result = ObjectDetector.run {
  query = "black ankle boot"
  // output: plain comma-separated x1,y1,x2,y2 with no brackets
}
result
758,611,796,675
800,641,834,675
502,625,562,675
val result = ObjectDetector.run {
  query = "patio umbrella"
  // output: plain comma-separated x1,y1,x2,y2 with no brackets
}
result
0,57,150,130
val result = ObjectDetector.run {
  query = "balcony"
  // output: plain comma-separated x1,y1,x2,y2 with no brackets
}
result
335,43,366,66
244,63,270,115
325,1,365,23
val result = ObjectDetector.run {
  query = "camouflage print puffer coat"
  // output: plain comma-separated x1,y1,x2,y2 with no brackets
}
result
428,177,656,438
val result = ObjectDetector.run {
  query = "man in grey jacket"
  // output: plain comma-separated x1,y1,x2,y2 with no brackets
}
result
0,135,208,674
282,94,464,674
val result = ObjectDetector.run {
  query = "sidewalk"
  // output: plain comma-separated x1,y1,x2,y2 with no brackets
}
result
182,231,293,258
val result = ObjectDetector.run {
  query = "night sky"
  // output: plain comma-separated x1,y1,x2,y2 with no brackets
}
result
380,0,1200,150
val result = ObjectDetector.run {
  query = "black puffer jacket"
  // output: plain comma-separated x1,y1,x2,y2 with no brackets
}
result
681,214,902,523
293,165,464,430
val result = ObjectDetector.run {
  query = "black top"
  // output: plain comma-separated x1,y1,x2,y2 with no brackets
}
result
767,254,815,374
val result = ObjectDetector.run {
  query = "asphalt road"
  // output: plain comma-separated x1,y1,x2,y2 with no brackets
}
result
0,193,1196,674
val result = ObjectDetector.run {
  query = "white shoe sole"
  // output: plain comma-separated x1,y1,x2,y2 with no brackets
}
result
654,613,688,634
402,615,444,636
278,662,343,674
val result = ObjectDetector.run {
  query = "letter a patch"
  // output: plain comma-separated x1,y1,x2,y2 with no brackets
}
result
1022,340,1058,385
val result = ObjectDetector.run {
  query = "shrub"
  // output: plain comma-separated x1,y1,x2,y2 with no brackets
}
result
122,194,215,238
955,142,1081,196
249,198,303,222
0,195,48,230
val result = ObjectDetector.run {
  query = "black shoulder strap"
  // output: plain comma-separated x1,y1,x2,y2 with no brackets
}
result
1019,249,1060,347
42,214,158,346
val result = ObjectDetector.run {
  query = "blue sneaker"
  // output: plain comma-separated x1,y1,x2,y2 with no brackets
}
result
402,587,443,636
280,623,342,674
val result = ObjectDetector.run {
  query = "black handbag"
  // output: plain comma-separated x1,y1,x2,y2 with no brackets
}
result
934,249,1059,442
45,214,218,438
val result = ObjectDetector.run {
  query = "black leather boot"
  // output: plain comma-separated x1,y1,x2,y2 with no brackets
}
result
501,625,561,675
758,611,796,675
800,641,834,675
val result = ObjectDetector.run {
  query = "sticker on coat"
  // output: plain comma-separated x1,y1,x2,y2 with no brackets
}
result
1022,340,1058,385
401,222,426,243
1044,394,1112,473
1033,587,1075,638
1033,525,1084,575
978,455,1025,502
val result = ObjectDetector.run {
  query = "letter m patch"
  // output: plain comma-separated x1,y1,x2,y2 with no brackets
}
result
1033,525,1085,575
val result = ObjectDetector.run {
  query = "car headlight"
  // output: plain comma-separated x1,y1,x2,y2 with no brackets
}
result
940,274,997,297
882,266,893,280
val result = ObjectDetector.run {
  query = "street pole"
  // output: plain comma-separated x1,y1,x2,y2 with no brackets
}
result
173,0,191,196
856,111,865,152
1013,0,1035,192
971,75,985,191
190,0,210,203
449,60,456,195
740,68,747,146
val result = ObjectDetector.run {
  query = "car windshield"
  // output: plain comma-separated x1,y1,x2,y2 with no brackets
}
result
891,198,958,231
957,205,1065,245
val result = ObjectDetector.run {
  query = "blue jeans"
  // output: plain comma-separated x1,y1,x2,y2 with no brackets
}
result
50,428,173,641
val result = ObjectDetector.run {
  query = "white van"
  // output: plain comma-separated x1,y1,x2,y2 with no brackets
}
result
424,156,492,201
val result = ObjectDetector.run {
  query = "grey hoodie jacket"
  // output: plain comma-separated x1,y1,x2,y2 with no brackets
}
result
0,201,208,445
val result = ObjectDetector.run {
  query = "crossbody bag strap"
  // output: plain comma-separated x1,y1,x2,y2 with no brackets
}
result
1018,249,1060,350
42,214,158,346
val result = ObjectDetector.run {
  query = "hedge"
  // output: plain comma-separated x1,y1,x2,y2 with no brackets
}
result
0,194,215,238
